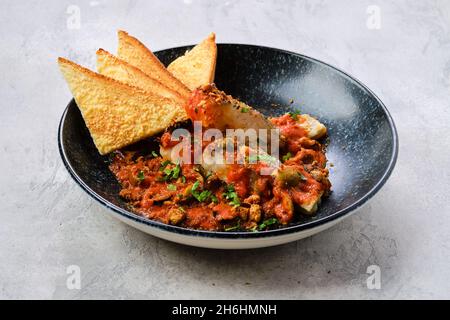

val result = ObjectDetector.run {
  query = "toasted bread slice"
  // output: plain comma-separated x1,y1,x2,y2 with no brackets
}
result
58,57,179,155
96,49,188,122
96,49,186,105
117,30,191,99
168,33,217,90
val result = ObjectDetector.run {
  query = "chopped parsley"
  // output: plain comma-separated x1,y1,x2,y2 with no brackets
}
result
223,184,240,207
282,152,292,162
258,218,278,230
159,160,171,171
181,175,186,183
190,180,214,203
288,109,301,120
136,170,145,182
167,184,177,191
162,163,181,181
210,194,219,203
225,221,241,232
240,107,249,113
196,190,213,202
151,150,159,157
192,180,200,192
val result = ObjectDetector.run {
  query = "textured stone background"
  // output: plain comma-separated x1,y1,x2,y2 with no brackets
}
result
1,0,449,299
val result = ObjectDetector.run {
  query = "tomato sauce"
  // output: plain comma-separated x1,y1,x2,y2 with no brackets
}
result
109,91,331,232
226,165,251,199
270,114,310,153
184,86,223,129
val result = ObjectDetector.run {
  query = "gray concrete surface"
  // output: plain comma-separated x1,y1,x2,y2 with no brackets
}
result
1,0,450,299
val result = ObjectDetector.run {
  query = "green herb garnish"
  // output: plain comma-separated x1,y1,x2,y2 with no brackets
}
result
191,180,200,192
288,109,301,120
282,152,292,162
162,163,181,181
258,218,278,230
151,151,159,157
159,160,171,171
210,194,219,204
173,164,181,179
240,107,249,113
190,180,214,203
181,175,186,183
136,170,145,182
197,190,213,202
167,184,177,191
225,221,241,232
223,184,240,207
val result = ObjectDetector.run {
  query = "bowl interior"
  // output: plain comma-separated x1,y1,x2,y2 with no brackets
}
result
59,44,397,236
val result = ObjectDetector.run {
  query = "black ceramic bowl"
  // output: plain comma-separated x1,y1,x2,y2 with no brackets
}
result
58,44,398,249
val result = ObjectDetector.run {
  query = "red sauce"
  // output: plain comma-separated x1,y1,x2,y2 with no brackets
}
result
184,206,219,231
109,90,331,232
213,203,237,221
184,86,223,128
160,132,179,148
226,165,251,199
270,114,310,153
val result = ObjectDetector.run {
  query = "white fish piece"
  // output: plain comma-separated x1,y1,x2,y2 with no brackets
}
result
297,114,327,140
184,84,275,132
201,138,279,181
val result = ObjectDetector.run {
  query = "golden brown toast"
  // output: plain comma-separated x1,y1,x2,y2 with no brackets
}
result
168,33,217,90
96,49,188,123
117,30,191,99
58,57,180,155
96,49,185,104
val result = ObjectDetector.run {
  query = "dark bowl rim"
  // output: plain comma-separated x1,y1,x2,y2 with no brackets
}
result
58,43,399,240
